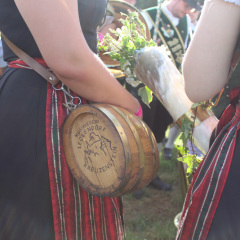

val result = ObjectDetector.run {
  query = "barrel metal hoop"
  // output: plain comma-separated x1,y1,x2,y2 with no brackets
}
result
110,105,146,195
97,105,132,191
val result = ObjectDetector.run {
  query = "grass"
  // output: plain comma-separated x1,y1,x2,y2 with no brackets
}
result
123,139,184,240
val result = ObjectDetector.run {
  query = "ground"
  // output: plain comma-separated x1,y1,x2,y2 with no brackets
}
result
123,146,184,240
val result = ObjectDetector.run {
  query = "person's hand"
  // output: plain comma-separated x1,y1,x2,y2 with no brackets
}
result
134,104,143,119
99,23,117,39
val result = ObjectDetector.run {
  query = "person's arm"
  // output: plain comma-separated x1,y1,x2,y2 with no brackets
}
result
14,0,140,114
0,67,7,76
0,37,7,76
182,0,240,103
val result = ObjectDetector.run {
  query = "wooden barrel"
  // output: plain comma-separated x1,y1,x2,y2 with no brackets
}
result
63,104,159,197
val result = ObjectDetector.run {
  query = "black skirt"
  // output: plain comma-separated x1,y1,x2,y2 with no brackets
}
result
0,67,55,239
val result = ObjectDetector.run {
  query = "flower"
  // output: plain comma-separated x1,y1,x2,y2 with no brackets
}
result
126,77,141,87
121,26,131,37
98,11,156,105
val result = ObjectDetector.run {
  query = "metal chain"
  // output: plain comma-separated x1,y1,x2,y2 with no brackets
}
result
52,83,82,111
153,0,164,41
153,0,174,42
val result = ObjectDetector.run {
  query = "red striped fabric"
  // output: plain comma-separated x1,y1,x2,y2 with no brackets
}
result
9,58,49,68
46,81,125,240
9,58,125,240
177,88,240,240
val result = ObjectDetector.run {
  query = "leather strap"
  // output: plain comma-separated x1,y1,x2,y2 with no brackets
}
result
1,33,59,85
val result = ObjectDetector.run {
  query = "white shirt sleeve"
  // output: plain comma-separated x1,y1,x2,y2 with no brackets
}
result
141,11,153,31
224,0,240,6
0,39,7,68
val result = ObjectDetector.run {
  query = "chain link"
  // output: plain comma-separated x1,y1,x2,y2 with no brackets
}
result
52,83,82,111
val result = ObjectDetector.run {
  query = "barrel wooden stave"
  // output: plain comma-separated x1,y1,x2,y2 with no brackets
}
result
110,106,159,196
118,108,159,194
98,105,139,196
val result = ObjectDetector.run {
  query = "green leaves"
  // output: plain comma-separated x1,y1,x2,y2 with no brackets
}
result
119,58,127,70
98,10,156,104
192,101,208,110
177,152,202,176
122,36,129,48
138,86,153,107
176,103,209,178
180,117,193,149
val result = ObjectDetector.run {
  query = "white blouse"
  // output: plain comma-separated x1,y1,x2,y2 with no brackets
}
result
224,0,240,6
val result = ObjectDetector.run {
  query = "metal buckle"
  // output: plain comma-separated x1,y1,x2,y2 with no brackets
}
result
52,83,82,111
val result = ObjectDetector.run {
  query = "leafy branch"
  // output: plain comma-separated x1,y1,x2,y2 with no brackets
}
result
176,103,207,178
98,11,156,106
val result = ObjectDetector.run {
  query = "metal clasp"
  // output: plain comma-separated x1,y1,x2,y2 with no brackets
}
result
52,83,81,111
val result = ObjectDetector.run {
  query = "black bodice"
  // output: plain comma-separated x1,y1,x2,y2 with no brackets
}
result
0,0,107,61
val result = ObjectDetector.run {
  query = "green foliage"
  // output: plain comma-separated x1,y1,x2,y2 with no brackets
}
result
179,117,193,150
176,147,202,177
192,101,208,109
99,11,156,106
176,104,206,177
138,86,153,108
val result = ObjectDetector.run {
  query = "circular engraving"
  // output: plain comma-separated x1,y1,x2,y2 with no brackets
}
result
70,112,125,190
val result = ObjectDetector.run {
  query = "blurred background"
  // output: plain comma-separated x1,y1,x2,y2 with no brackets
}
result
135,0,158,9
